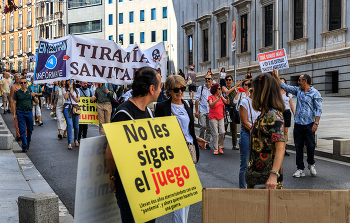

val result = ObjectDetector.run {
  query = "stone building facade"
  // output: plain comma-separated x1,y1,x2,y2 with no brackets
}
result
0,0,35,72
174,0,350,96
34,0,64,49
117,0,177,76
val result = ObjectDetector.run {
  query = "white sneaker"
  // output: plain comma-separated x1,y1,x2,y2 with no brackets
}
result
53,117,57,120
293,169,305,178
308,164,317,176
47,105,50,110
33,122,36,126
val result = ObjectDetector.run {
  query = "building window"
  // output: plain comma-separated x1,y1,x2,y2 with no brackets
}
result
203,29,208,62
326,71,339,93
140,10,144,21
151,8,156,20
119,13,123,24
18,36,22,53
140,32,145,43
10,15,14,30
162,29,167,41
329,0,341,31
68,0,101,8
188,35,193,65
2,18,5,33
220,22,226,58
9,38,14,55
109,14,113,25
129,11,134,23
109,0,112,4
129,33,134,44
27,10,31,26
1,40,6,57
241,14,248,53
265,4,273,47
119,34,123,45
119,0,123,2
162,7,167,18
151,31,156,42
109,35,113,41
27,35,31,51
294,0,303,39
18,13,23,28
69,20,101,34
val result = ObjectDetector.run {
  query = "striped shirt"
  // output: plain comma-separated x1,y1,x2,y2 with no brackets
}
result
280,82,322,125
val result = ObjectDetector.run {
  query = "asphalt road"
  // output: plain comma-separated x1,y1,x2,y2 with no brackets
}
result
2,104,350,223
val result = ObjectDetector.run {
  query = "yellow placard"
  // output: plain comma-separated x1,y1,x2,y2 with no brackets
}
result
103,116,202,223
78,97,99,125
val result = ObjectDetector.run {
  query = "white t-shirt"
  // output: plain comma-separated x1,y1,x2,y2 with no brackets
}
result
171,103,193,144
195,85,210,114
220,72,226,79
282,93,293,110
234,91,247,108
63,88,79,109
240,97,260,126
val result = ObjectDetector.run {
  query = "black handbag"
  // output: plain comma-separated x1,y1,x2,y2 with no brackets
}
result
231,106,240,124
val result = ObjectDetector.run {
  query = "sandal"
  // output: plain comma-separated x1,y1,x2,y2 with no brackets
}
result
68,144,72,150
58,134,63,139
75,140,79,147
63,134,67,138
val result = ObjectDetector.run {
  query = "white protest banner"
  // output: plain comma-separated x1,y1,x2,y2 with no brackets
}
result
257,48,289,73
74,136,121,223
34,36,167,84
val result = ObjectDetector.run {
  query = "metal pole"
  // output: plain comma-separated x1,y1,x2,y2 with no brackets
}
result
66,0,68,35
234,50,236,83
275,0,279,76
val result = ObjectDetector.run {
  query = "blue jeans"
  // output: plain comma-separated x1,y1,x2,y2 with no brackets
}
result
294,123,315,170
238,127,250,189
63,108,79,144
17,110,33,149
115,192,155,223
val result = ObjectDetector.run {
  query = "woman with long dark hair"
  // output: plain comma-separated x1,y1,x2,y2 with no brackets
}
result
246,73,285,189
63,80,80,150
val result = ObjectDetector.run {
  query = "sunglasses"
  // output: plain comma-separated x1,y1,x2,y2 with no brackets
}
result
243,84,248,86
172,86,186,93
20,82,27,84
298,79,304,82
205,78,212,80
217,88,222,90
226,79,232,81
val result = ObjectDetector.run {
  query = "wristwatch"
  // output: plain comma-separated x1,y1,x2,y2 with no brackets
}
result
314,122,319,125
270,170,280,178
110,175,116,181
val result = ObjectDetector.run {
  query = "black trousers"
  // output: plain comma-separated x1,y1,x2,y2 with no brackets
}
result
293,123,315,170
78,124,88,141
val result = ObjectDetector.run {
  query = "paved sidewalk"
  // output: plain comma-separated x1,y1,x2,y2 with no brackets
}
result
0,115,74,223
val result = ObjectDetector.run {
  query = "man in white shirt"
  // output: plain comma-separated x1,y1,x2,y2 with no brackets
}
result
195,74,213,149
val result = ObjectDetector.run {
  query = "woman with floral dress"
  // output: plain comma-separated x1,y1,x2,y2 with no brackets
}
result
247,73,285,189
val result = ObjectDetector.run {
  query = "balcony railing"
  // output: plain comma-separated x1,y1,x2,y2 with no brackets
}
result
26,20,32,27
36,17,43,24
55,12,63,20
44,14,54,22
1,52,5,58
26,0,31,5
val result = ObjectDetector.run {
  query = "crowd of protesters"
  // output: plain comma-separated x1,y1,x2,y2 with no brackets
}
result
0,66,323,223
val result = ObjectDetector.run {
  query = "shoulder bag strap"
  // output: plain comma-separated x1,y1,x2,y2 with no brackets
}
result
248,99,253,125
147,107,154,119
114,109,135,122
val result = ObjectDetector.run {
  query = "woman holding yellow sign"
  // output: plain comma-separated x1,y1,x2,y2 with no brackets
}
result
155,74,206,223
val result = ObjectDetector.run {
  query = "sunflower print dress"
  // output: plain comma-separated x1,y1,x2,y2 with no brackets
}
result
249,109,285,189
